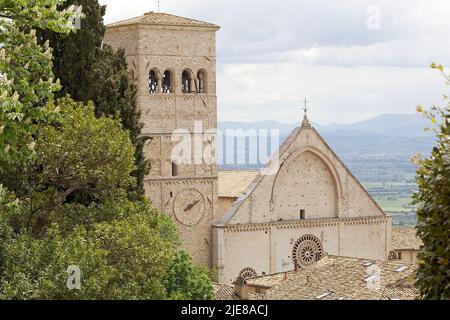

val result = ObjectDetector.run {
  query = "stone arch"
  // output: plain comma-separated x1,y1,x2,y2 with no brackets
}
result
182,68,194,93
197,69,208,93
292,234,324,268
148,68,161,93
162,69,174,93
271,147,342,220
238,267,257,279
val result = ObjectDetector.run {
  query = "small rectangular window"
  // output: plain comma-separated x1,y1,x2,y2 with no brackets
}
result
397,252,402,260
300,209,306,220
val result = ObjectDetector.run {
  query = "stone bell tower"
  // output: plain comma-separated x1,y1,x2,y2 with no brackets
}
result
104,12,220,266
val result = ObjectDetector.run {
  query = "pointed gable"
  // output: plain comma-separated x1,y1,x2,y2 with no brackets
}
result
216,124,386,226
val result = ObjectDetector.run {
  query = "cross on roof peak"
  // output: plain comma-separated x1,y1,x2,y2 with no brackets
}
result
303,98,310,115
301,97,311,127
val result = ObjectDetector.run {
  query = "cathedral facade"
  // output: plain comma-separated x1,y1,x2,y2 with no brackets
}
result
213,118,392,284
104,12,393,284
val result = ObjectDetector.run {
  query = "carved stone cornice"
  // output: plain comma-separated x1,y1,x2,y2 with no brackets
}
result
214,215,390,233
145,176,218,186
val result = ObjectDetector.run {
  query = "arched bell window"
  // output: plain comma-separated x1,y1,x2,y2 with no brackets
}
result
162,70,173,93
148,69,160,93
197,69,207,94
182,69,194,94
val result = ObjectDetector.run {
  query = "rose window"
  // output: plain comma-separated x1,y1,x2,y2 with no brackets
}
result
239,267,257,279
292,234,324,268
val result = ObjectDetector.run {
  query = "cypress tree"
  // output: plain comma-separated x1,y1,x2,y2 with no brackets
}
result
37,0,149,199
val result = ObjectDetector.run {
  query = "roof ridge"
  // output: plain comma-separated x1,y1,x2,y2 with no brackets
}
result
106,11,220,29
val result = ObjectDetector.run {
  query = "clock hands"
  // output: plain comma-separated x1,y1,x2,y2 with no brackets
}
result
184,200,200,212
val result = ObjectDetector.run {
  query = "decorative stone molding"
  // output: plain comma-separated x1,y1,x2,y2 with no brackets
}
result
342,216,389,226
145,177,217,187
216,216,390,233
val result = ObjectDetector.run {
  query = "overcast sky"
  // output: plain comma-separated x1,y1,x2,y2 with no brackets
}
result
99,0,450,125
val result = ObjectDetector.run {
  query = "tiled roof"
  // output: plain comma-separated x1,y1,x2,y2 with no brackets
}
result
392,227,423,251
213,283,239,300
218,170,259,198
246,273,285,288
212,283,264,300
106,12,220,29
246,256,419,300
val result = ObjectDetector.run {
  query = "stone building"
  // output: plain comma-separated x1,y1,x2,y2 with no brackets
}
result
213,116,392,284
105,11,399,286
104,12,220,266
390,227,423,264
218,170,259,218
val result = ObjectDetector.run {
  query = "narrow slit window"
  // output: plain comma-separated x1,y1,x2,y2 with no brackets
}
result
300,209,306,220
172,162,178,177
162,70,172,93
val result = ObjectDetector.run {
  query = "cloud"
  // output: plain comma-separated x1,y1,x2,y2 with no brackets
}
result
217,63,446,124
99,0,450,124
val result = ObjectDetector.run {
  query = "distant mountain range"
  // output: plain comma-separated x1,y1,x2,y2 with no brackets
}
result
218,113,436,156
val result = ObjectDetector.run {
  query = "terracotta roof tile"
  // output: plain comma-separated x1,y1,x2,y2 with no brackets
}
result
392,227,423,250
212,283,264,300
218,170,259,198
246,256,419,300
213,283,239,300
106,12,220,29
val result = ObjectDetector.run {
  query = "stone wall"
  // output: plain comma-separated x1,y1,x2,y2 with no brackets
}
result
394,249,419,264
220,126,385,226
213,217,392,284
218,197,237,221
105,23,219,267
213,124,392,283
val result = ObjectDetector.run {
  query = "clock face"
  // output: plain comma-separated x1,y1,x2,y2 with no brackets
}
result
173,189,206,226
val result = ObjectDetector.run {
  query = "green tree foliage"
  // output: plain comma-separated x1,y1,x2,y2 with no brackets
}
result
0,0,79,165
164,251,214,300
0,0,213,300
37,0,106,100
414,63,450,300
0,100,212,300
86,46,148,199
37,0,148,198
0,213,177,300
0,100,135,234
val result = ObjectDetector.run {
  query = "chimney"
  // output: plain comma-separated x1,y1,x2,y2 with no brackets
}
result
234,276,249,300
